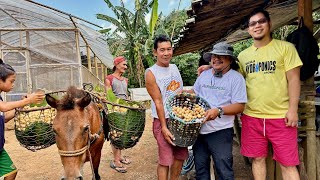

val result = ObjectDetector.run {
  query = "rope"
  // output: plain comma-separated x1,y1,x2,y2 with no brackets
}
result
87,129,96,180
58,145,88,157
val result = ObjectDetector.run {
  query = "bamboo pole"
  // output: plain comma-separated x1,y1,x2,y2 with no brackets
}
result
101,64,105,82
94,55,98,77
0,28,77,31
75,31,83,86
298,1,317,180
86,45,92,72
25,31,32,93
19,23,22,48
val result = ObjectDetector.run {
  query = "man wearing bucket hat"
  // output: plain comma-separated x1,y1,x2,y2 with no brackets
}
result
186,41,247,179
105,56,131,173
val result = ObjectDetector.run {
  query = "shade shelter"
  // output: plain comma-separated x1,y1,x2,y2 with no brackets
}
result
173,0,320,179
0,0,113,101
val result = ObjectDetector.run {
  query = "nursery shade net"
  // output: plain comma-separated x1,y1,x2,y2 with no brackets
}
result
0,0,113,100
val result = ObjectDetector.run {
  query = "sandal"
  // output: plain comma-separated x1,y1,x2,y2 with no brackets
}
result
120,156,131,165
110,161,127,173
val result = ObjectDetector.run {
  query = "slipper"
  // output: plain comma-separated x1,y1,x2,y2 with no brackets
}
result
110,161,127,173
120,156,131,165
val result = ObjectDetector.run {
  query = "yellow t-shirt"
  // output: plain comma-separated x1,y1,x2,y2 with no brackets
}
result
238,39,302,118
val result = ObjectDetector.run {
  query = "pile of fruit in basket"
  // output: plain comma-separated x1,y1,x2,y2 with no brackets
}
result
15,106,56,131
172,104,206,122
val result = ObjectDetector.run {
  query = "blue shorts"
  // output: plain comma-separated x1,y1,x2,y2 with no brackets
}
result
0,149,17,178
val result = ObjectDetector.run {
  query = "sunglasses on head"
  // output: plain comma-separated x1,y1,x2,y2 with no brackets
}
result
248,18,268,27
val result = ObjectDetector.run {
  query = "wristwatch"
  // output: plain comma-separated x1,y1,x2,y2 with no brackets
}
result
217,107,224,118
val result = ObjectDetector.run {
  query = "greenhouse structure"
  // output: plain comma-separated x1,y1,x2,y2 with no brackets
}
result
0,0,113,101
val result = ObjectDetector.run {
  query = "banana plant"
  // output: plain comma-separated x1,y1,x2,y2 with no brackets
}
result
97,0,159,87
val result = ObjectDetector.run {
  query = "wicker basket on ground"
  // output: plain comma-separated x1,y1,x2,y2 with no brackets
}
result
104,100,146,150
14,106,56,152
166,93,211,147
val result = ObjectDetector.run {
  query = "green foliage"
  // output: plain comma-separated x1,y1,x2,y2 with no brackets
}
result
98,0,158,88
30,99,47,108
233,39,253,57
149,0,158,36
106,89,118,102
99,2,198,88
171,53,200,86
272,25,296,40
161,10,188,40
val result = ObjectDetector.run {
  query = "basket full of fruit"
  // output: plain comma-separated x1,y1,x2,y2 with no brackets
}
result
14,105,56,152
103,89,146,150
166,92,210,147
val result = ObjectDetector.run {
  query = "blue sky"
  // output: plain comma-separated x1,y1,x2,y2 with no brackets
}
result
34,0,191,30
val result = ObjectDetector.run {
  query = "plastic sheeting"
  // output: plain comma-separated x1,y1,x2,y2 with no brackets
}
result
0,0,112,101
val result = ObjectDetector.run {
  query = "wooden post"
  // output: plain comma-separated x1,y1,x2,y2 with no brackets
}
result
86,45,92,72
75,30,83,86
317,136,320,180
101,64,105,82
298,1,317,180
25,31,32,93
94,55,98,77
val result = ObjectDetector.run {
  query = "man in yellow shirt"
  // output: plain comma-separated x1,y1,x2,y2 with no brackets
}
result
238,9,302,180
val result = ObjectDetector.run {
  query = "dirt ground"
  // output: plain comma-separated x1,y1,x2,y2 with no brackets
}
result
4,109,253,180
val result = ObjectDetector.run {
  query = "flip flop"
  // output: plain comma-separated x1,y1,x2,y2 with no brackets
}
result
120,156,131,165
110,161,127,173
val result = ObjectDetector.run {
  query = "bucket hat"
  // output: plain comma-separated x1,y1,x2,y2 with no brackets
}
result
203,42,237,62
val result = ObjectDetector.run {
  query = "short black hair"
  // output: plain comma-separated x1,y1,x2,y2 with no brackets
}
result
248,9,270,24
0,59,15,82
153,34,172,50
230,58,240,71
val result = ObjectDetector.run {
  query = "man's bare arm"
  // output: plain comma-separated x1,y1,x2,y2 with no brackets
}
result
285,67,301,127
145,70,175,145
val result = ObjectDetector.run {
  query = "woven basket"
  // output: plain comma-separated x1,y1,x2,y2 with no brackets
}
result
166,93,211,147
14,106,56,152
104,100,146,150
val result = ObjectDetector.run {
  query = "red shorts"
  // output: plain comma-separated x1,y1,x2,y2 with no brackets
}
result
153,118,188,166
240,114,299,166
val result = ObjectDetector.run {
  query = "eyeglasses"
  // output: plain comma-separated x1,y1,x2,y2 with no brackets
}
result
248,18,268,27
212,55,227,59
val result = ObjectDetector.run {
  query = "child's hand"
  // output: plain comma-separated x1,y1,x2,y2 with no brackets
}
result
26,91,45,104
